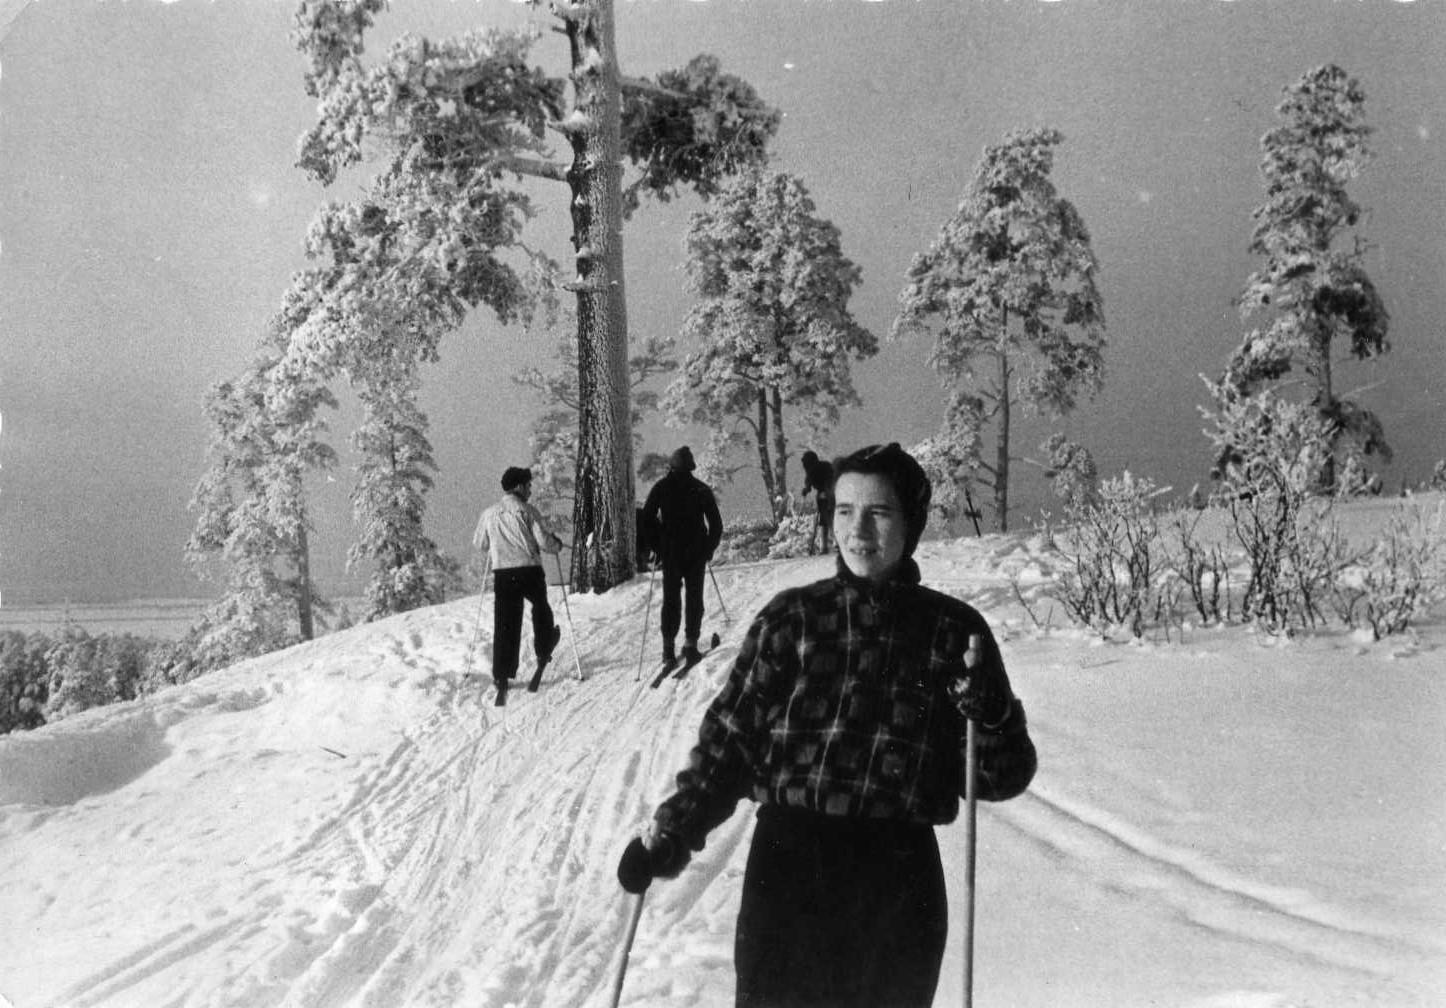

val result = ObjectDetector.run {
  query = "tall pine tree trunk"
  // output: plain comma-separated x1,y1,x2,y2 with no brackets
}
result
994,342,1012,533
755,389,777,519
1314,329,1337,492
769,387,789,521
564,0,635,592
295,522,314,641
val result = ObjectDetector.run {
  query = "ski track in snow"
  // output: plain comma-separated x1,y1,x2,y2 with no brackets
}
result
995,782,1433,977
3,526,1445,1008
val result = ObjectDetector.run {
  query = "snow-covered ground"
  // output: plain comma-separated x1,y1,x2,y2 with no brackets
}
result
3,513,1444,1008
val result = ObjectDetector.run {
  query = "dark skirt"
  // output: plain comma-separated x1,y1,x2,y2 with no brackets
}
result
735,804,948,1008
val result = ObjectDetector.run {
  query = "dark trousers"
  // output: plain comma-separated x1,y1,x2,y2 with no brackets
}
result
660,557,706,645
812,494,834,552
492,565,555,683
735,805,947,1008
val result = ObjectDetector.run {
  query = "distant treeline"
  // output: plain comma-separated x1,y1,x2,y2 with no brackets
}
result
0,627,200,735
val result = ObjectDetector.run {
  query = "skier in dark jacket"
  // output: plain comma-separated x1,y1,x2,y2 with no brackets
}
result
799,449,835,554
618,442,1037,1007
641,446,724,667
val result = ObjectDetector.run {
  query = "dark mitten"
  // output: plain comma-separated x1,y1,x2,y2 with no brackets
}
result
951,633,1013,729
617,833,690,894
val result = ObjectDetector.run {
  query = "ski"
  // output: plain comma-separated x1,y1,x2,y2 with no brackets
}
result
650,633,722,688
528,626,563,693
672,632,723,680
648,656,680,689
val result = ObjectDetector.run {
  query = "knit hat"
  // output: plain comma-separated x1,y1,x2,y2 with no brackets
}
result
833,443,932,557
668,446,696,472
501,466,533,493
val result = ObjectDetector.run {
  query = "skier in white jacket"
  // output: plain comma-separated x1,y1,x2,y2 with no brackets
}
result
473,467,564,699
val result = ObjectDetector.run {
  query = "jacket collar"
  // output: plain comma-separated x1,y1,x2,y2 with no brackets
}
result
833,555,921,601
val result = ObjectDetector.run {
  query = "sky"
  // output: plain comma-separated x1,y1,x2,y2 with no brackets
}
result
2,504,1444,1006
1,0,1444,603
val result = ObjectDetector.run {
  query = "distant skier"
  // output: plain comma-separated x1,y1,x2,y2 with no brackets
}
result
641,446,724,669
617,442,1037,1007
473,466,564,703
799,449,835,554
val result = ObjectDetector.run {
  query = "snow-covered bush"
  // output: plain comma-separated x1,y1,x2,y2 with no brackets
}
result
714,517,778,565
1048,472,1175,637
1169,510,1233,626
1431,460,1446,492
1333,502,1446,639
765,512,817,560
1204,388,1357,633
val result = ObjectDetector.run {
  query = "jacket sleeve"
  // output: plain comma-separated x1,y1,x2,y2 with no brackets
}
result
703,488,724,555
524,503,561,555
472,508,491,553
971,699,1037,802
642,480,663,530
653,610,776,849
954,623,1037,802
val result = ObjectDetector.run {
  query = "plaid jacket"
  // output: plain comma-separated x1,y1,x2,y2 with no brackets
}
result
654,560,1037,850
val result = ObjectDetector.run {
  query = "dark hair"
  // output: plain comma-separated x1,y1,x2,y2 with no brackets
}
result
833,443,931,556
501,466,533,492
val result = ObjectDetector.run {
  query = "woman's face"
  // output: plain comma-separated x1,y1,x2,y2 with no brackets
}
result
833,472,907,583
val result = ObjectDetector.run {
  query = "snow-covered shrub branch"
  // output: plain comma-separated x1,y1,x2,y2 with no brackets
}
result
1333,502,1446,640
1047,472,1174,638
1203,384,1359,633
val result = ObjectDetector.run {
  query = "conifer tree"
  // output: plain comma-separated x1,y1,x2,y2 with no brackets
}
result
666,168,876,521
187,334,337,667
895,127,1105,532
1219,64,1390,492
348,349,459,619
288,0,778,591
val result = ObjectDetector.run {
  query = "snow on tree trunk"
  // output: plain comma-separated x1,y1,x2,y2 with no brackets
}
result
565,0,636,593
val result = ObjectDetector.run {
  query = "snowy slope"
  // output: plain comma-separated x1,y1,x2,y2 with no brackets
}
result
2,526,1444,1008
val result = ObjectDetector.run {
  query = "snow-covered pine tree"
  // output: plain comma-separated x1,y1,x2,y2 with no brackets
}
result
348,350,459,620
665,169,876,522
187,337,337,667
1220,64,1390,493
1036,432,1099,510
289,0,779,592
894,127,1106,533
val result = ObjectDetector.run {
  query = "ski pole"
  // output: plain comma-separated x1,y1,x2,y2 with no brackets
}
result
707,563,732,624
634,565,657,681
962,714,978,1008
552,552,585,681
609,892,646,1008
461,555,492,680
